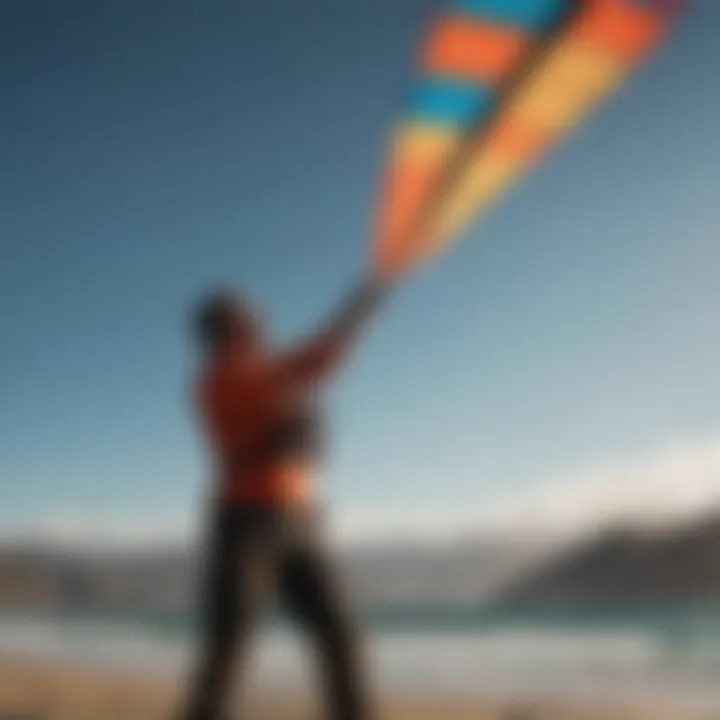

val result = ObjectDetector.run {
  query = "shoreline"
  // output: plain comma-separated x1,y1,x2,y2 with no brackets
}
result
4,615,720,712
0,654,716,720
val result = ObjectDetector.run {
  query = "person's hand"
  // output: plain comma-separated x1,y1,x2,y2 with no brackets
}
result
370,237,414,284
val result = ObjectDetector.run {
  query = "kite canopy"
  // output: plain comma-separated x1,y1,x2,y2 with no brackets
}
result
371,0,682,280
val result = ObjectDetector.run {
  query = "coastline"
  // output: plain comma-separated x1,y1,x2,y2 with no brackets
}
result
0,654,715,720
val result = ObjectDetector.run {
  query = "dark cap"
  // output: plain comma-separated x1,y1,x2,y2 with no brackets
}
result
194,290,261,350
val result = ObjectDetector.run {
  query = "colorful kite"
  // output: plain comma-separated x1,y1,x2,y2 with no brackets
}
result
371,0,683,279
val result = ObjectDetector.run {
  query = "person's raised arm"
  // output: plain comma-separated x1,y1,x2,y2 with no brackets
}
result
272,278,388,386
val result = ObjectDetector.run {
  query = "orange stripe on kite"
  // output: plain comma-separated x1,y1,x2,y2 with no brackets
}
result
571,1,668,62
374,158,443,258
485,119,550,162
422,16,530,84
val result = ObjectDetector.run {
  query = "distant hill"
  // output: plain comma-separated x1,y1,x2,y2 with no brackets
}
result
9,512,720,617
0,536,548,615
0,545,193,614
498,513,720,607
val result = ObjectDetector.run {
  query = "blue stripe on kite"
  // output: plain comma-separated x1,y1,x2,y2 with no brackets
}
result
453,0,571,31
408,81,494,127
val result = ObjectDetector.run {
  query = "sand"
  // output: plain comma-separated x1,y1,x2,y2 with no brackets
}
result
0,657,716,720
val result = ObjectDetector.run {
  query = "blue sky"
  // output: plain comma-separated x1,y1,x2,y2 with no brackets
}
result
2,1,719,543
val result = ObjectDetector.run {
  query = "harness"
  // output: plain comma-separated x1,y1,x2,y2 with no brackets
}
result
225,399,323,478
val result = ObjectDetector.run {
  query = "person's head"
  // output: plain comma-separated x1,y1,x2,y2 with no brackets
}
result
193,291,264,355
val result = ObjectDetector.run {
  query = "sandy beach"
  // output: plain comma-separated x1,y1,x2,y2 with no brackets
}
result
0,656,717,720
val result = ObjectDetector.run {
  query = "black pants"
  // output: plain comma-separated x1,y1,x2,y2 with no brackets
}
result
183,504,369,720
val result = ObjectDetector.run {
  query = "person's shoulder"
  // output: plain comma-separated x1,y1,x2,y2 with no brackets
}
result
197,352,278,402
216,352,273,386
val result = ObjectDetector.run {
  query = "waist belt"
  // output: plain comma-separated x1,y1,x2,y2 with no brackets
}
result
225,405,324,477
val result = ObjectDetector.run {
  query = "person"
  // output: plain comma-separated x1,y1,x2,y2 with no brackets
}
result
181,278,386,720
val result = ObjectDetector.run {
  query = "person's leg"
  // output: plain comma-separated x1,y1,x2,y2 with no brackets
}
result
182,506,275,720
280,514,370,720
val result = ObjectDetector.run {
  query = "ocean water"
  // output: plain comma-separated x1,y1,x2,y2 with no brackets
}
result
3,605,720,708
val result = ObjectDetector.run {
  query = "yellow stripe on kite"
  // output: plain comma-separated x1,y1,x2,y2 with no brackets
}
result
421,149,522,258
393,122,460,163
504,40,627,132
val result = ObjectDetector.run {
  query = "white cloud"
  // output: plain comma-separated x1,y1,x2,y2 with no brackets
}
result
333,432,720,545
4,432,720,550
0,513,197,553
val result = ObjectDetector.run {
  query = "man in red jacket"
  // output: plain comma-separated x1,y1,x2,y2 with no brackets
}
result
183,279,385,720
